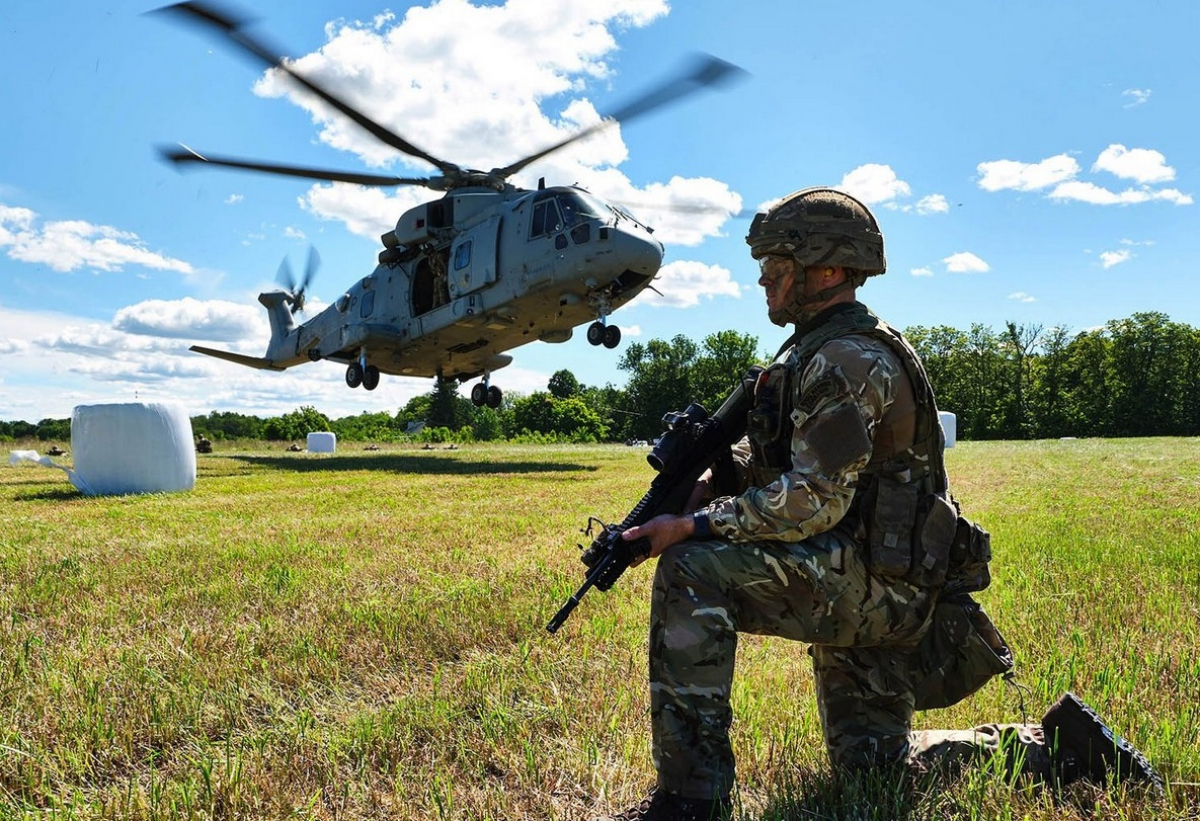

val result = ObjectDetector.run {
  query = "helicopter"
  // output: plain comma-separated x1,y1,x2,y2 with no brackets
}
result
157,1,743,408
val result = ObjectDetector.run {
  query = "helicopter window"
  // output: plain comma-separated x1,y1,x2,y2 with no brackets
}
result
454,241,472,271
557,191,606,228
570,223,591,245
529,199,564,239
555,234,568,251
360,290,375,318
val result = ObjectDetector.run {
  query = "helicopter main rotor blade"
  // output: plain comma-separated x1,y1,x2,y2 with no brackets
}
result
159,144,442,188
492,53,747,181
153,1,461,178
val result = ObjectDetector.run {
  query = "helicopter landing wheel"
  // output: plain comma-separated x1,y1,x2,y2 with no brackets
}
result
486,385,503,409
470,382,488,407
345,362,364,388
602,324,621,349
586,321,605,346
362,365,380,391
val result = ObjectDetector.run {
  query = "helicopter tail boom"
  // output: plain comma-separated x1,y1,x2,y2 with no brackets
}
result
190,345,286,371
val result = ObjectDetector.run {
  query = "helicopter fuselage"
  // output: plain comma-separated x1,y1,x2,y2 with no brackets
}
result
192,185,663,395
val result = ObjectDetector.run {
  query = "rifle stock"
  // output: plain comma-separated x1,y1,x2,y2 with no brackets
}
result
547,368,760,633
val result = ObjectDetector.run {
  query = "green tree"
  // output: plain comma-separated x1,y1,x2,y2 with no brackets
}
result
998,321,1042,439
548,369,581,399
619,334,698,441
262,406,332,441
550,395,608,441
691,330,764,413
510,392,557,436
192,410,264,441
1029,325,1073,438
35,418,71,441
427,379,466,430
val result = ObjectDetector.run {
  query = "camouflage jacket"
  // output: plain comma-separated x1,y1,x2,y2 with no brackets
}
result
706,303,918,543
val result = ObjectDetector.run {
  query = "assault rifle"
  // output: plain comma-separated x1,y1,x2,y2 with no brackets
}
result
546,367,761,633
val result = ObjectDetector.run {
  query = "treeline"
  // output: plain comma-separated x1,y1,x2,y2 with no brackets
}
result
183,330,763,445
3,313,1198,445
906,311,1200,439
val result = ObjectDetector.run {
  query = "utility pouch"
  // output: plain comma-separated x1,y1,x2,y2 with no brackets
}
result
866,475,919,578
912,594,1014,711
912,493,957,588
945,514,992,595
746,364,792,472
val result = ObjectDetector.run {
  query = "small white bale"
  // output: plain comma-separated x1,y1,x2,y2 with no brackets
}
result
938,411,957,449
71,402,196,495
307,431,337,453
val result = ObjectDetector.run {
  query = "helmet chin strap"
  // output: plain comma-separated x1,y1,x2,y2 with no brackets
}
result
771,270,857,326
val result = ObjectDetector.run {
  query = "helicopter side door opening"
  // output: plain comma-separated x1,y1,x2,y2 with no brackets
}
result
411,250,451,316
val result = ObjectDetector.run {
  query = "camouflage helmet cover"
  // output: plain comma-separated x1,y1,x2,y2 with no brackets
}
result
746,187,886,277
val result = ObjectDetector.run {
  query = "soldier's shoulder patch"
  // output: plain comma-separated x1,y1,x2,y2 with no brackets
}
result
796,366,851,419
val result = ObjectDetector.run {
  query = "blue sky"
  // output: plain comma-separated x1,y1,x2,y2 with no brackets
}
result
3,0,1199,423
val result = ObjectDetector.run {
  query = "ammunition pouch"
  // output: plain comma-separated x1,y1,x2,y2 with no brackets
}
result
862,476,956,589
945,513,992,595
912,594,1014,711
746,364,793,474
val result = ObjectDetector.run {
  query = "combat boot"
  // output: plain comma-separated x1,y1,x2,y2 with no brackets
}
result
1041,692,1164,794
603,787,731,821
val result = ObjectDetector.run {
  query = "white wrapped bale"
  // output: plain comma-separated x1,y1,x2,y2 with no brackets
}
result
938,411,957,449
307,431,337,453
70,402,196,495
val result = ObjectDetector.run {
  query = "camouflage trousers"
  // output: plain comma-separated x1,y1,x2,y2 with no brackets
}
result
648,531,1045,799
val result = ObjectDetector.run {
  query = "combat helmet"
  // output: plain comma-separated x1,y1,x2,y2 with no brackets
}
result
747,187,886,325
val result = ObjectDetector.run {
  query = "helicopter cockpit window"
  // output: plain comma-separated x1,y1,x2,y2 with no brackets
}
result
360,289,375,318
454,240,472,270
529,198,564,239
557,190,607,228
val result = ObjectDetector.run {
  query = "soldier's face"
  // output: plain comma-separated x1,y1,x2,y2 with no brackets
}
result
758,255,800,317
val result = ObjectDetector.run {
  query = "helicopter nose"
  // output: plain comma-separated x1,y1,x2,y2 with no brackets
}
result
617,227,664,276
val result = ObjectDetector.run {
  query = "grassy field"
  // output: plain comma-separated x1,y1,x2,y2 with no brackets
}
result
1,438,1197,820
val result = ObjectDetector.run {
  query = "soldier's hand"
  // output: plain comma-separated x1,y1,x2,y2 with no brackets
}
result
623,514,694,567
685,468,716,512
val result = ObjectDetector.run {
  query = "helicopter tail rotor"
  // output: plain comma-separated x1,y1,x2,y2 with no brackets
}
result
276,246,320,315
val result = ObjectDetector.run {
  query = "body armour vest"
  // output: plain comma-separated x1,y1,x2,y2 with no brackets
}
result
749,302,956,587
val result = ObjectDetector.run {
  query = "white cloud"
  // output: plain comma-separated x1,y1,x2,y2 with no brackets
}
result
979,147,1190,206
302,184,430,242
1122,88,1151,108
976,154,1080,192
0,204,193,274
0,302,437,421
225,194,244,205
0,338,31,354
1100,249,1133,268
915,194,949,215
943,252,989,273
247,1,740,249
627,259,740,308
255,1,668,168
1092,144,1175,184
838,164,911,206
1049,181,1193,206
606,176,743,246
1008,291,1036,303
284,226,308,241
112,297,267,342
910,267,934,277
